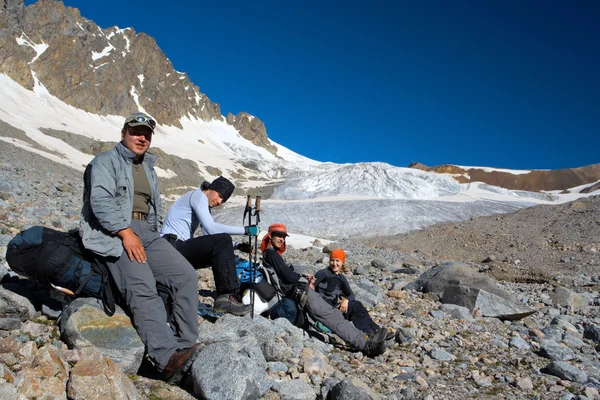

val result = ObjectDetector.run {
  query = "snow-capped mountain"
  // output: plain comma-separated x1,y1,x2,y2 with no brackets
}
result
1,0,598,241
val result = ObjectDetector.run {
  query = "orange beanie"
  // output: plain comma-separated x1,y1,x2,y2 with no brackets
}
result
330,249,346,263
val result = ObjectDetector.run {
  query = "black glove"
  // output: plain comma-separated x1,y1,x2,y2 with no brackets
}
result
236,243,253,253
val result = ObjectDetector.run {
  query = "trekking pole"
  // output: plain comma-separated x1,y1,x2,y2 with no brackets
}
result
250,196,261,319
244,195,256,318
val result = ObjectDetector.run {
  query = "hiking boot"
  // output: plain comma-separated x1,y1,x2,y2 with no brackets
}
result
374,327,396,341
214,293,251,316
162,343,200,384
361,328,388,357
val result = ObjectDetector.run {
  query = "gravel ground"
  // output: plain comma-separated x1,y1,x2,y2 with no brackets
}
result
1,137,599,399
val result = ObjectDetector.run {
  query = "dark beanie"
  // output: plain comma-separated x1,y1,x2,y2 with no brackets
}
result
208,176,235,203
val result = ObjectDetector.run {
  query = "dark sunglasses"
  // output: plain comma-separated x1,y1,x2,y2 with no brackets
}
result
271,232,287,238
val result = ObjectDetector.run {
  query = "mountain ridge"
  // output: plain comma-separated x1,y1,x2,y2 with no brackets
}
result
0,0,275,151
409,162,600,193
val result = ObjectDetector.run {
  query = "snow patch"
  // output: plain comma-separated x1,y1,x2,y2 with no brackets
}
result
15,33,49,64
92,44,115,61
457,165,532,175
129,86,148,113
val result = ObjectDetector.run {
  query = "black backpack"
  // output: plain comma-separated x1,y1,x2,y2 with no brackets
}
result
5,226,116,316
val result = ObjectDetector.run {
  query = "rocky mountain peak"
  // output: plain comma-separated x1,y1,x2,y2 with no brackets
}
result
226,111,278,155
0,0,275,154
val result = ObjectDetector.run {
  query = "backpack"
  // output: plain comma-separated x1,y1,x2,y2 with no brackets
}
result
236,258,277,302
5,226,116,316
259,260,310,329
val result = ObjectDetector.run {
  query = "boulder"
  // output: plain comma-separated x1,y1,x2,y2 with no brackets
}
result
441,285,536,320
59,298,144,375
0,284,36,319
544,361,588,383
551,286,588,312
191,339,271,400
67,350,138,399
16,346,69,399
404,262,510,301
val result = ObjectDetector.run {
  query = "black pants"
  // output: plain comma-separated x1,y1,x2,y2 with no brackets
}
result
165,233,238,294
346,300,379,334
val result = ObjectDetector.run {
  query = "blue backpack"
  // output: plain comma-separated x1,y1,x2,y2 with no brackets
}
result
235,259,263,284
5,226,116,316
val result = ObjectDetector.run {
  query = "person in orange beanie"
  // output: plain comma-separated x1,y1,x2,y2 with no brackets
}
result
313,249,390,338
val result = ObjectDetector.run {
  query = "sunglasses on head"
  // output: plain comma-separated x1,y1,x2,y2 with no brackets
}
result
128,115,156,128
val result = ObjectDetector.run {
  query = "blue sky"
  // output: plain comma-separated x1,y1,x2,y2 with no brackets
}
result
29,0,599,170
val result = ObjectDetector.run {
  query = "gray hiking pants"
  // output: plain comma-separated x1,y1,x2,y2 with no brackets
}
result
305,289,367,349
106,220,199,371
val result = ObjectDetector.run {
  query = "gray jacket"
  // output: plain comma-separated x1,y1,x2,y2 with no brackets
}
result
79,142,162,257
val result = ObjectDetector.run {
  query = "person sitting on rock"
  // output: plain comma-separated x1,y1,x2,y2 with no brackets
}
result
260,223,388,357
313,249,392,338
79,112,199,383
161,176,257,316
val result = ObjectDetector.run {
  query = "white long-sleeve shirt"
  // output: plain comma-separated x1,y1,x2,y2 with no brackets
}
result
161,189,244,241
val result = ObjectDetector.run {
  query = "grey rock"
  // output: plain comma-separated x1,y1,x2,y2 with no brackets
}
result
552,286,589,312
321,377,342,400
429,348,456,361
328,377,379,400
551,316,580,334
266,361,288,373
490,337,509,348
405,262,510,300
0,284,37,319
562,332,586,349
429,310,446,319
509,336,531,350
191,340,270,400
584,324,600,344
395,327,415,344
0,317,21,330
371,259,388,270
272,379,316,400
351,279,383,308
263,336,295,362
442,285,535,320
439,303,474,320
545,361,588,383
542,326,565,342
60,298,144,375
539,340,576,361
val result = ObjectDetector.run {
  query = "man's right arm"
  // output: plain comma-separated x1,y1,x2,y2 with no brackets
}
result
86,161,129,234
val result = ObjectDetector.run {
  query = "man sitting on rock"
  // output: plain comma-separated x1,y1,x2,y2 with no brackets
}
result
79,112,199,383
161,176,258,316
261,223,388,357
